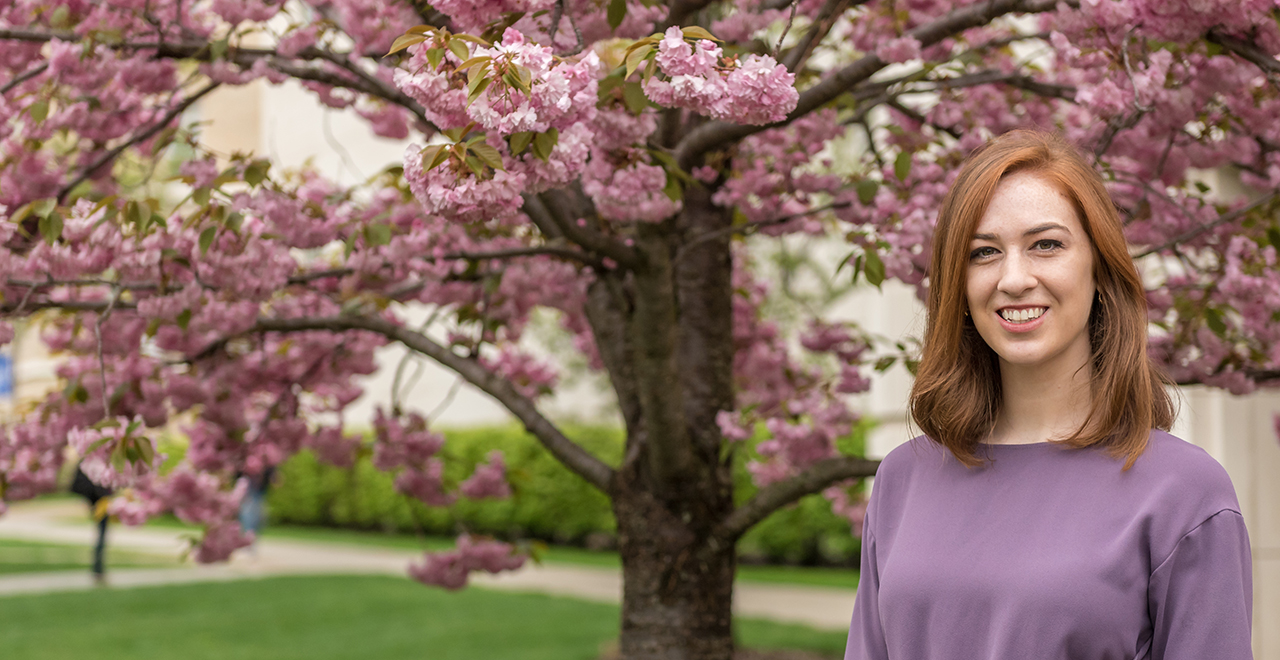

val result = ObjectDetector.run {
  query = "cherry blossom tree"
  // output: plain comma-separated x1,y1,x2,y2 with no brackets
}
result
2,0,1280,657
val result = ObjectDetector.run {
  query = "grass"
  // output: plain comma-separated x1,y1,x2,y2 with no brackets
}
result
0,575,847,659
141,518,861,590
0,539,180,575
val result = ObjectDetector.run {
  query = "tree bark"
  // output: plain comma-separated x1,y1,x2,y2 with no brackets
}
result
614,461,737,660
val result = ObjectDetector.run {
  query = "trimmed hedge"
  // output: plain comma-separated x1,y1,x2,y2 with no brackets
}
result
268,424,865,566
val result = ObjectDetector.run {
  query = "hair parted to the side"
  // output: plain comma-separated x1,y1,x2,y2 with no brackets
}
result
909,129,1176,469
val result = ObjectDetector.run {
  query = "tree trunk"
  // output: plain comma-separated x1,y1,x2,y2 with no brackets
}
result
614,463,737,660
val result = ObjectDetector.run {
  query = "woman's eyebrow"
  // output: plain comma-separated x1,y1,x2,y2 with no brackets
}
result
971,222,1070,242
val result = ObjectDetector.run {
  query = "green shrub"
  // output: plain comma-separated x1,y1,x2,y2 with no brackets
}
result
267,423,865,566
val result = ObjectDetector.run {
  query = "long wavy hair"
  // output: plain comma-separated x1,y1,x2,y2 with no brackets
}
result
909,130,1175,469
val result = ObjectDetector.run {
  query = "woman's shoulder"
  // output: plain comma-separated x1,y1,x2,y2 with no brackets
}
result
1134,429,1240,505
873,435,952,484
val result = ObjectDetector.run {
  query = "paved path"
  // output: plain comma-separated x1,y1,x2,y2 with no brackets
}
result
0,500,857,630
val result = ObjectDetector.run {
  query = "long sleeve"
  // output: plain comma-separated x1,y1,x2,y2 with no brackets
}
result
1147,509,1254,660
844,517,889,659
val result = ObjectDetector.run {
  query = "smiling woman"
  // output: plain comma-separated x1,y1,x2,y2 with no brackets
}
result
844,130,1255,660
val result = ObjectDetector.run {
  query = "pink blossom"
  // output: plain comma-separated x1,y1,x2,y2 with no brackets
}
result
459,451,512,499
876,36,922,64
408,535,526,590
193,520,254,563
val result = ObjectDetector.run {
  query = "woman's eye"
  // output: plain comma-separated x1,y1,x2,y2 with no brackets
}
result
969,246,996,260
1034,239,1063,251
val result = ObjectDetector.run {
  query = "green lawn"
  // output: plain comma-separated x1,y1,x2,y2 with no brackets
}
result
0,539,179,575
229,522,860,590
0,575,847,659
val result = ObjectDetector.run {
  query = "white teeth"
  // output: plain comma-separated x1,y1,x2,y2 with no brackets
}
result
999,307,1046,323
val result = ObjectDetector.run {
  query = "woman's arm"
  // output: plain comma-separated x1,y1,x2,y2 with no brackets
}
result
1147,509,1253,659
844,512,890,660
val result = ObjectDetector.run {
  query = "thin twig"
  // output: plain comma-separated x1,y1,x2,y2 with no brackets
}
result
0,62,48,96
674,201,851,264
94,287,122,418
774,0,800,58
58,82,220,203
1132,191,1280,258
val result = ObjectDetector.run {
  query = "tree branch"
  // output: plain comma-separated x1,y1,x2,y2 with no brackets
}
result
1131,190,1280,259
253,315,616,492
525,192,641,268
711,455,880,544
0,28,431,128
674,0,1072,169
1207,28,1280,88
673,201,852,265
0,62,47,96
58,82,221,202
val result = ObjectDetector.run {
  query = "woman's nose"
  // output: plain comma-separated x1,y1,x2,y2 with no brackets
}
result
997,254,1037,296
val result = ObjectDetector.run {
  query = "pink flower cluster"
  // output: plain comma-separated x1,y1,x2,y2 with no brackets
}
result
372,409,454,506
408,534,526,590
459,451,513,499
642,28,798,125
67,419,158,490
581,151,681,223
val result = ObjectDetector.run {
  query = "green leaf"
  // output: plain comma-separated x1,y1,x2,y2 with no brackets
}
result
176,308,193,331
515,66,533,93
198,226,217,254
452,34,492,46
894,152,912,181
1205,307,1227,335
680,26,721,42
625,44,653,79
455,55,492,71
425,47,445,69
597,71,624,100
1266,226,1280,249
386,33,428,56
467,75,492,103
607,0,628,30
419,144,445,171
448,39,471,61
38,211,63,245
1193,181,1210,194
1205,41,1223,57
662,173,682,201
226,211,244,233
464,155,485,177
470,143,505,170
49,5,70,28
531,128,559,162
32,198,56,218
874,356,896,372
244,160,270,186
365,223,392,247
863,249,885,288
210,38,229,61
856,179,879,204
406,25,438,36
509,131,534,155
193,187,211,206
29,100,49,123
622,82,648,114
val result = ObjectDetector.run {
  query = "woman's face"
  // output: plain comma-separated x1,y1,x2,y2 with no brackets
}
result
965,170,1096,373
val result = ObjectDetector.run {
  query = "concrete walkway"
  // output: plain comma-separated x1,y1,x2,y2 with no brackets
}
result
0,500,857,631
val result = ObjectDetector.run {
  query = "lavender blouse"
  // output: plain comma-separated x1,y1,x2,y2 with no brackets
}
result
845,430,1253,659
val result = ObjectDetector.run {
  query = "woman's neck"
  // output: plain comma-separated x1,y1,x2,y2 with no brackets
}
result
988,352,1094,445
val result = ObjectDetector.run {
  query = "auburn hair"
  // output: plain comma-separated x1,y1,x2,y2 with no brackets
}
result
909,129,1175,469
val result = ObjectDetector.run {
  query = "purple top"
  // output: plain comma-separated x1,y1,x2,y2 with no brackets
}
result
845,430,1253,660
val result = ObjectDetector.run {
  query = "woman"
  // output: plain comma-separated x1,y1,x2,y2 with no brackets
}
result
845,130,1254,659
